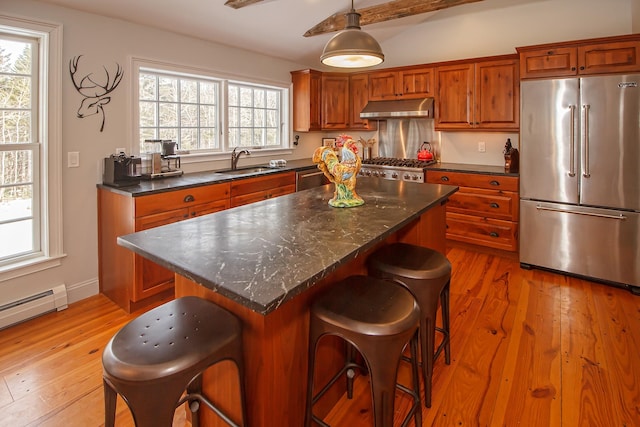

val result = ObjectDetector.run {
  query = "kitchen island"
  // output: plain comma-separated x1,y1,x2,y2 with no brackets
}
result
118,178,457,426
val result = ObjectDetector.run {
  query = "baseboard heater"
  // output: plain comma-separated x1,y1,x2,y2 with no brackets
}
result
0,284,68,330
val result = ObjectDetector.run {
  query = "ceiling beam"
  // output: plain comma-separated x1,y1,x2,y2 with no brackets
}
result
304,0,483,37
224,0,264,9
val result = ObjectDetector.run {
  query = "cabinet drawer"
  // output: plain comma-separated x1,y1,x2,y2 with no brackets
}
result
231,172,296,197
427,171,518,191
447,188,518,221
135,183,230,218
231,184,296,208
446,212,518,252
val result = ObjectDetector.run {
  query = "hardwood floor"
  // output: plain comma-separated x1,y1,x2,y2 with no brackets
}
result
1,242,638,426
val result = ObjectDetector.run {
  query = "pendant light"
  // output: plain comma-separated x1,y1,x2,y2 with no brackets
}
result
321,0,384,68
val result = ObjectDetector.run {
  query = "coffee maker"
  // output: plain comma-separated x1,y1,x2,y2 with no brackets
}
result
103,153,141,187
141,139,183,178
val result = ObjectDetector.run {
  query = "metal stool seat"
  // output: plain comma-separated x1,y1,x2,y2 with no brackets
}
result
367,242,451,408
102,296,247,427
306,275,422,427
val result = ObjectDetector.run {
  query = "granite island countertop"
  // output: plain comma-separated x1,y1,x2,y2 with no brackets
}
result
117,178,458,315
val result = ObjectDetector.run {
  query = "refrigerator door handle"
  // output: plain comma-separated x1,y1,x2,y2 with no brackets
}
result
536,204,626,220
568,105,576,177
582,104,591,178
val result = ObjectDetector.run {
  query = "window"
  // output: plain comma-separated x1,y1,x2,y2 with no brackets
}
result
135,61,288,155
0,35,39,262
0,16,63,279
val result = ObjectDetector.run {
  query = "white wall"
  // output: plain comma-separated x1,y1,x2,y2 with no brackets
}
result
634,0,640,32
0,0,635,307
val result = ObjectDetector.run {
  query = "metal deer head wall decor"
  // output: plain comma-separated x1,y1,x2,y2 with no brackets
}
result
69,55,123,132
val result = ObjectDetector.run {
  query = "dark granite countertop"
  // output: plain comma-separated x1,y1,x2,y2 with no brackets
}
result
117,178,458,315
98,159,318,197
428,162,518,176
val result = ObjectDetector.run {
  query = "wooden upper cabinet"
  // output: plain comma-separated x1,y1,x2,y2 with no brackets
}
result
475,59,519,130
435,63,474,129
321,73,350,129
435,57,519,131
292,70,374,131
579,40,640,74
368,67,434,100
291,69,322,132
349,73,375,130
518,36,640,79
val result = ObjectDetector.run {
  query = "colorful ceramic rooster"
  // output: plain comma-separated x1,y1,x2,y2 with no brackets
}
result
312,135,364,208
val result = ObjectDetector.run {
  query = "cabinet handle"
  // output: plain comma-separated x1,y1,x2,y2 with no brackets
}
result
489,180,500,186
184,195,195,203
440,176,450,182
489,232,499,238
571,67,576,71
183,213,189,219
490,202,500,209
580,66,585,70
191,212,197,217
547,51,554,55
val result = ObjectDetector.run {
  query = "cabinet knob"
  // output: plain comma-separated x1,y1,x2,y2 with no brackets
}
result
489,180,500,186
490,202,500,209
579,66,585,70
571,67,576,71
547,51,554,55
191,212,197,217
489,232,499,238
184,195,195,203
440,176,450,182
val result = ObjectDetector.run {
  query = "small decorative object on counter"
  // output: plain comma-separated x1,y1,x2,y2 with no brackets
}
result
313,134,364,208
357,136,377,160
503,138,519,173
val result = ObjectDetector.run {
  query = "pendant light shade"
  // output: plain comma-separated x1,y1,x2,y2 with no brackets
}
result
321,6,384,68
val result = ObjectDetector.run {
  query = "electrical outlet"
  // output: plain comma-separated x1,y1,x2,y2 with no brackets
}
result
478,141,486,153
67,151,80,168
115,148,126,155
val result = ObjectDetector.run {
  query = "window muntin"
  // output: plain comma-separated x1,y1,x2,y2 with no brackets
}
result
137,64,287,155
0,35,40,264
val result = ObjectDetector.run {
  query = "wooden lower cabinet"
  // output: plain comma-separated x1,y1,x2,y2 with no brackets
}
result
230,172,296,207
427,170,519,252
98,182,230,312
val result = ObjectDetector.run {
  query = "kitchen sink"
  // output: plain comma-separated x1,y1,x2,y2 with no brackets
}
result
215,166,276,176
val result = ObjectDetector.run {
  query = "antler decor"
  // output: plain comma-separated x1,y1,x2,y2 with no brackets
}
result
69,55,124,132
305,0,484,37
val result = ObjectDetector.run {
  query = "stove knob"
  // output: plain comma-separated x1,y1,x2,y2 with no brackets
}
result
404,174,410,180
391,172,399,179
412,175,418,181
379,171,386,178
365,170,372,176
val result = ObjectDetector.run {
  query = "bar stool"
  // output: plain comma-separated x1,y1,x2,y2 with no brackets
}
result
367,242,451,408
102,296,247,427
306,275,422,427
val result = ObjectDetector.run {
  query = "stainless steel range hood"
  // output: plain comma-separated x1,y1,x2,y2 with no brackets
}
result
360,98,434,119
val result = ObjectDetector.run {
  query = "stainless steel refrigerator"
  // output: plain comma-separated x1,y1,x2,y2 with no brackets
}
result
520,74,640,293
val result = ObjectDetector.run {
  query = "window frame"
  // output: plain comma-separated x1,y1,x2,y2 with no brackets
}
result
131,57,292,163
0,15,64,281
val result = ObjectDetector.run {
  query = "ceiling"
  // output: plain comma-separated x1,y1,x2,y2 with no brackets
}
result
36,0,541,68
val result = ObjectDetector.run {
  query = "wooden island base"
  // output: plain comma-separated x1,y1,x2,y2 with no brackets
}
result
175,203,446,427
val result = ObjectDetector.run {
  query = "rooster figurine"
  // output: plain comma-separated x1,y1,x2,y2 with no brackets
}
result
312,135,364,208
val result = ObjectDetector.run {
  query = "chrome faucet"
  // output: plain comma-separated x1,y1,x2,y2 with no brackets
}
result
231,147,251,170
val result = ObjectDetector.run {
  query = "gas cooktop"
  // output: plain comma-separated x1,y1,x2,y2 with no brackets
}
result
362,157,436,168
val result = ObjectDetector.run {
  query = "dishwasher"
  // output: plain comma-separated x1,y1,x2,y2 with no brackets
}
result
296,168,330,191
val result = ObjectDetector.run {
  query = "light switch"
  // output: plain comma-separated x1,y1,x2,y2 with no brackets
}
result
68,151,80,168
